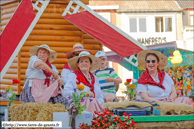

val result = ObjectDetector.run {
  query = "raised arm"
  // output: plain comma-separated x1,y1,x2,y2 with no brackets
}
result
34,60,58,79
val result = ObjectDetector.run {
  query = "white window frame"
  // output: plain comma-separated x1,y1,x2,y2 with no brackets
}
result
155,16,173,32
98,12,111,22
189,11,194,26
129,17,147,33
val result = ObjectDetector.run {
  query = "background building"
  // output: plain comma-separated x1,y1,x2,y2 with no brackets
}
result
89,0,187,97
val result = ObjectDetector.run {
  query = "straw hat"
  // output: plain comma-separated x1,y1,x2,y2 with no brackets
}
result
68,51,101,71
66,43,92,59
29,44,57,63
137,50,168,70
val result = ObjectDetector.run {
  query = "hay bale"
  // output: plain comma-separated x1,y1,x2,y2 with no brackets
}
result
9,103,67,129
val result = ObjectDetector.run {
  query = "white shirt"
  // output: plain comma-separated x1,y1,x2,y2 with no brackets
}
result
61,68,73,86
23,55,58,88
136,72,174,100
62,73,104,104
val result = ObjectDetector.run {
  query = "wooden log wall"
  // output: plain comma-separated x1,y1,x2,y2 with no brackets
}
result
0,1,102,95
0,1,20,94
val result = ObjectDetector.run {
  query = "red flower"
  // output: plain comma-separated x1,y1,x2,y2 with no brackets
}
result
100,114,104,117
131,119,136,126
12,79,20,84
123,112,127,116
126,79,132,83
122,122,126,127
94,111,98,115
115,125,118,127
76,76,86,84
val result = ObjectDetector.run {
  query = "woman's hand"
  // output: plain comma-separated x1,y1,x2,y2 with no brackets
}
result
52,71,59,79
169,85,177,100
85,91,94,98
57,79,63,86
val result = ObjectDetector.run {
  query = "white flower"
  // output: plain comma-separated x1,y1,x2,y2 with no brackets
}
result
7,93,13,98
132,79,137,83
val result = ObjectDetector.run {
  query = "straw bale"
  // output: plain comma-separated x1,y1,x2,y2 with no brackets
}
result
9,103,67,129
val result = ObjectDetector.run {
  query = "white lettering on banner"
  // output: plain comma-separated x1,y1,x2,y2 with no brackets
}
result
2,121,62,128
137,37,167,45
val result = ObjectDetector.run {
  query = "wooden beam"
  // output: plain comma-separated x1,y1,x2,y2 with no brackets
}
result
17,50,21,95
30,30,81,36
1,6,18,15
1,2,19,9
36,19,72,25
0,0,20,6
27,35,81,42
24,41,79,47
34,24,79,30
0,101,20,105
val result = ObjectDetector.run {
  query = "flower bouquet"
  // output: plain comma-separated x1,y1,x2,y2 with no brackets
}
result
68,76,89,115
79,109,138,129
124,79,137,100
1,86,16,105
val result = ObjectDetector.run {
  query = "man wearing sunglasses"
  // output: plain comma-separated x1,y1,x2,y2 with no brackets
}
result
95,51,122,102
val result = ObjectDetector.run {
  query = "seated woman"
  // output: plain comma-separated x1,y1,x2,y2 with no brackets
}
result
61,43,91,86
136,50,191,105
20,44,68,107
63,51,104,113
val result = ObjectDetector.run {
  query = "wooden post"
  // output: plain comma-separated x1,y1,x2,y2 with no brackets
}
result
81,30,84,45
17,50,21,95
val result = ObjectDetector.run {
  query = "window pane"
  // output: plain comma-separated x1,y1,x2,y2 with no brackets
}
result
155,17,163,32
130,18,137,32
165,18,172,32
139,18,146,32
190,16,194,26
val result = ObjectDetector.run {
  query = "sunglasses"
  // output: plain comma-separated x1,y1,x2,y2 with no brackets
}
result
146,60,156,64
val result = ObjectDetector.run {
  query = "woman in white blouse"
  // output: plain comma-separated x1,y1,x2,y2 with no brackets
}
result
136,50,191,105
20,44,68,106
63,51,104,113
61,43,91,86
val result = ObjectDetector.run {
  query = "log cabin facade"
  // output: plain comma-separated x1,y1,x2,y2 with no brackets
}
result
0,0,102,95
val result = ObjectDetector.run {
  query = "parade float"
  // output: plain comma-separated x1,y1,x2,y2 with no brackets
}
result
1,0,194,129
